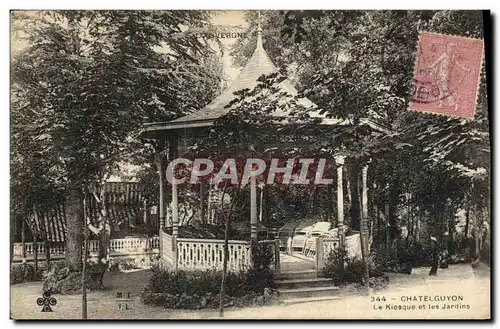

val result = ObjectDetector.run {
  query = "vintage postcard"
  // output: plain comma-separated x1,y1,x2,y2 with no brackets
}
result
10,10,491,320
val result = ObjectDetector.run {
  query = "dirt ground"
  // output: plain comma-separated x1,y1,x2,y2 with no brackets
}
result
10,263,490,320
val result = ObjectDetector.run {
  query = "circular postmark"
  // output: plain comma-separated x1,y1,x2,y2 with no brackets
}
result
411,77,452,105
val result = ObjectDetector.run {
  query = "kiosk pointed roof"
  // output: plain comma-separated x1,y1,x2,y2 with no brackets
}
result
141,14,389,135
157,14,315,130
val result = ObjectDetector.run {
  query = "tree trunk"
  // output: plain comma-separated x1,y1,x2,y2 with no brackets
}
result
464,203,470,239
388,189,397,242
219,212,231,318
82,226,88,319
346,168,352,211
385,203,390,249
349,161,361,231
417,207,423,241
439,202,449,269
311,185,318,215
98,222,110,265
82,194,89,319
66,186,84,271
406,193,412,246
21,219,26,263
33,233,38,272
219,184,241,318
374,204,380,247
358,167,370,287
263,185,270,227
429,204,443,275
448,204,455,259
98,186,110,269
327,184,334,224
45,236,51,269
10,214,16,264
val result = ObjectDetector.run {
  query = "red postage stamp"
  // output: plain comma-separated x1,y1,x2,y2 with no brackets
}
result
409,32,484,119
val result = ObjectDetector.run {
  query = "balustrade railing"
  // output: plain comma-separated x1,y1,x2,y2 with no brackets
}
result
159,236,280,273
315,237,341,271
15,234,284,275
314,234,362,272
176,238,251,272
12,236,160,262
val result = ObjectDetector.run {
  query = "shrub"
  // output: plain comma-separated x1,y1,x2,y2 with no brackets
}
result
322,249,365,285
43,261,106,294
409,241,430,267
141,263,277,309
373,241,420,273
143,267,245,296
10,263,44,284
244,241,276,293
343,257,366,283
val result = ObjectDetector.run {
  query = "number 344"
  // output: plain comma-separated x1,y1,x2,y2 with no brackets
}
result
370,296,386,302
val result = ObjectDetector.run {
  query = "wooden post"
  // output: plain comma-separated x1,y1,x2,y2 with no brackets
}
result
259,185,264,223
156,154,164,255
327,183,334,224
274,239,280,274
207,182,212,224
143,199,148,225
250,176,258,241
360,164,370,285
362,164,369,253
172,182,179,234
169,137,179,254
316,237,324,272
157,155,164,230
172,181,179,248
200,181,206,224
335,155,345,250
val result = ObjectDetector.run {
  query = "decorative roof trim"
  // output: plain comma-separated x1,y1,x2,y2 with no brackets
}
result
140,117,391,135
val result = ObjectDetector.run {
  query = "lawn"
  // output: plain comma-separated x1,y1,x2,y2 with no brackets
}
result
10,263,490,320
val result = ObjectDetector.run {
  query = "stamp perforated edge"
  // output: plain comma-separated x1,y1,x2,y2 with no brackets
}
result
408,30,485,120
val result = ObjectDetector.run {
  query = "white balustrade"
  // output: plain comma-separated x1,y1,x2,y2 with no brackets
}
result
149,236,160,250
176,238,251,272
12,236,160,263
49,243,66,255
14,235,259,273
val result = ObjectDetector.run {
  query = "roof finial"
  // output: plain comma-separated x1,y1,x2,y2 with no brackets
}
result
256,11,263,50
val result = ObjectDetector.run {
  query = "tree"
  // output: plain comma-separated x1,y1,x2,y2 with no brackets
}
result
11,10,224,318
229,10,489,278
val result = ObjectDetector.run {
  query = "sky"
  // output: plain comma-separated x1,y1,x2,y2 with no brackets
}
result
11,10,251,83
210,10,249,82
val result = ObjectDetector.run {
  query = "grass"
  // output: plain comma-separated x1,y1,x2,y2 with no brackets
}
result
10,263,489,320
